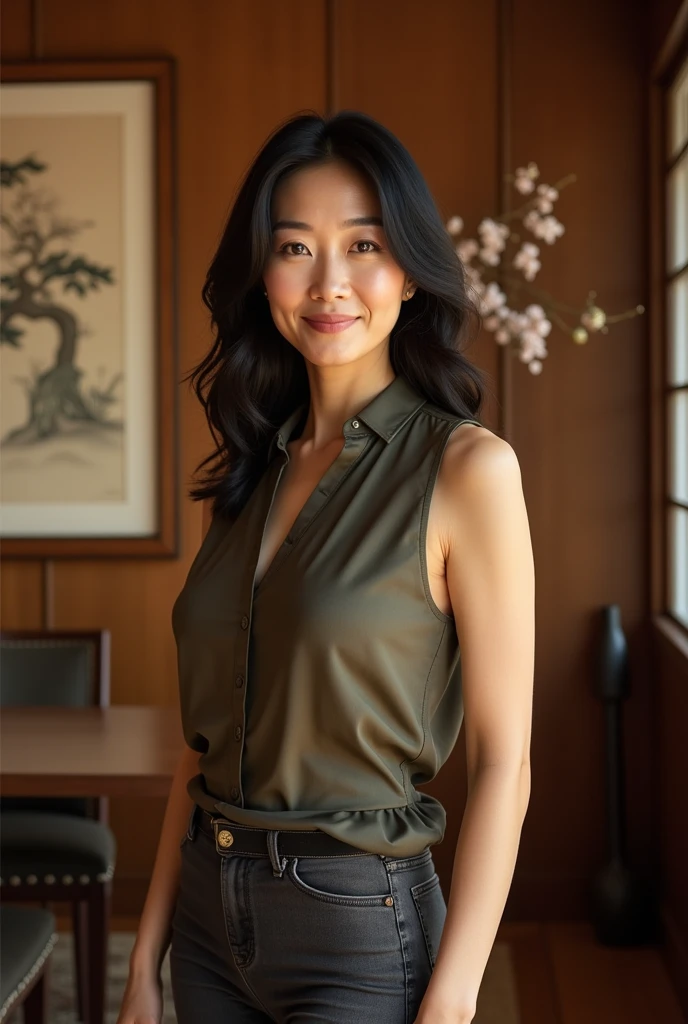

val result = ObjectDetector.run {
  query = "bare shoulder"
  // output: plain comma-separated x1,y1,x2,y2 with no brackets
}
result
432,422,524,547
440,421,521,490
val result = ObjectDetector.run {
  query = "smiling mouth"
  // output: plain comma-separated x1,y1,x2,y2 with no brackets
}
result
302,317,359,334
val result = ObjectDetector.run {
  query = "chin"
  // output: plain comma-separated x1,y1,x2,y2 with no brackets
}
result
298,338,373,367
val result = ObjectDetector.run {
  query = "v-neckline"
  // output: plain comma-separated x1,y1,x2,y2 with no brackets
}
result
251,431,369,600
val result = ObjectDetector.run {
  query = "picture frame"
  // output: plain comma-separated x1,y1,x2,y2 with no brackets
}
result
0,59,178,558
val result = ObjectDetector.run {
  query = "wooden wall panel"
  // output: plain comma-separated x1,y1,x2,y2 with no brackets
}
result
1,562,45,629
508,0,650,917
0,0,32,58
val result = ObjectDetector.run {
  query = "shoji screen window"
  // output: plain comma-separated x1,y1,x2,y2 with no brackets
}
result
667,51,688,630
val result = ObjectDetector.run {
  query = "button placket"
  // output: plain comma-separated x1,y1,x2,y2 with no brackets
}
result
229,423,370,806
230,456,289,806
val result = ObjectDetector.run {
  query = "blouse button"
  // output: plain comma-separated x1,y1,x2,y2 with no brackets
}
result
240,615,249,629
235,675,244,688
230,786,239,800
351,419,360,428
234,725,242,741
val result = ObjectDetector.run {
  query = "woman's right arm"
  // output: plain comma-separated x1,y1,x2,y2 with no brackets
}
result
118,499,213,1022
116,743,201,1022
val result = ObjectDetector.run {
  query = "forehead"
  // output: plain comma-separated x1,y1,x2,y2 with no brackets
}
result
271,160,381,220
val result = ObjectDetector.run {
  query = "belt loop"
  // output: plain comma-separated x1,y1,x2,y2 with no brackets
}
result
267,830,287,877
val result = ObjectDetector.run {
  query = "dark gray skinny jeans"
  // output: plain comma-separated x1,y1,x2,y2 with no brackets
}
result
169,806,448,1023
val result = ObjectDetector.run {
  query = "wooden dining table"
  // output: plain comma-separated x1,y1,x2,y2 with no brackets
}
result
0,705,183,797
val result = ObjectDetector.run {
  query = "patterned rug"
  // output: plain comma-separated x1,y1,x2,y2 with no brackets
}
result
8,931,519,1023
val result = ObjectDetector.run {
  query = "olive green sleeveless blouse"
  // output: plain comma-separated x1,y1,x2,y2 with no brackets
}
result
172,374,483,856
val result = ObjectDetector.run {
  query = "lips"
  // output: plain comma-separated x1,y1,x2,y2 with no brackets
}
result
302,315,358,323
302,315,359,334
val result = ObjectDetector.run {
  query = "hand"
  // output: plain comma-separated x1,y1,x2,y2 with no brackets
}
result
413,999,476,1024
115,970,164,1024
412,978,476,1024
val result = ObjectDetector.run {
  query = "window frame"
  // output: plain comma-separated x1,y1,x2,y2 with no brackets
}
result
650,10,688,656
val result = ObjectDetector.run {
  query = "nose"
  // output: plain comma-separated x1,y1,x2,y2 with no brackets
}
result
308,251,351,302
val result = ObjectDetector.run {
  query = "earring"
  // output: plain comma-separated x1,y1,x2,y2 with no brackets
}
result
264,290,268,297
406,289,413,298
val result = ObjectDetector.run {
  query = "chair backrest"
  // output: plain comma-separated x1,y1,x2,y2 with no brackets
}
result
0,629,111,818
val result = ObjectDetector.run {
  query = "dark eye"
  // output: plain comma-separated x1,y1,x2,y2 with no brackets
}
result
282,242,309,256
353,240,380,253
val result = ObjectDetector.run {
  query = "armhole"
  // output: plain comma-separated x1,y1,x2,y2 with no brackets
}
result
419,418,483,623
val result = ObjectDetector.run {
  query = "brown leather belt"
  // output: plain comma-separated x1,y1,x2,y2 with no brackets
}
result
196,807,372,858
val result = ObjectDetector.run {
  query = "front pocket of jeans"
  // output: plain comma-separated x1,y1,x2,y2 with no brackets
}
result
411,873,447,967
286,857,394,907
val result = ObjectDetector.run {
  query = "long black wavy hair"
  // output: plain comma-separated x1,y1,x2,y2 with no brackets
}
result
185,109,490,520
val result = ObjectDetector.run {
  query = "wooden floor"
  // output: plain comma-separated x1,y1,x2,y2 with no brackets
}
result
500,921,685,1024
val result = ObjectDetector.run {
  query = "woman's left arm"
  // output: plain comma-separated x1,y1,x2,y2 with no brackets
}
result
414,428,535,1024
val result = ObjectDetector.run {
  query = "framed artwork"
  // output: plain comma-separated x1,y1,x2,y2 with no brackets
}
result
0,59,178,558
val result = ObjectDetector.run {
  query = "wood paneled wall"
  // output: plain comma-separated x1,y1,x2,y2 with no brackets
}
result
1,0,660,933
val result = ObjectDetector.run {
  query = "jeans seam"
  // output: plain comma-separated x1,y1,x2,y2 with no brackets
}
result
219,861,277,1022
242,858,256,967
384,862,410,1024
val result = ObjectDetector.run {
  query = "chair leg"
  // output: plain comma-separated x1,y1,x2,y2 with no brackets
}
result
72,898,88,1022
85,881,111,1024
23,961,49,1024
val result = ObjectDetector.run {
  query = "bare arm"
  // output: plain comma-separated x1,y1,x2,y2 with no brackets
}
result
128,742,201,978
416,428,535,1024
128,498,214,980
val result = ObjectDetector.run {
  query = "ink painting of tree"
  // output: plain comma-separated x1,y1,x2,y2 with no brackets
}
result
0,64,177,557
1,155,124,469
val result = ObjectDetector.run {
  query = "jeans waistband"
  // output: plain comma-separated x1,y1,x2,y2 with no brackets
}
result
190,805,374,866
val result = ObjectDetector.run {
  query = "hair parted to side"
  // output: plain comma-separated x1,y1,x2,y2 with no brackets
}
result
185,109,490,520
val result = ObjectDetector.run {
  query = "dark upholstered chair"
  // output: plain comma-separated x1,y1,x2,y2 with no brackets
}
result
0,630,116,1024
0,905,57,1023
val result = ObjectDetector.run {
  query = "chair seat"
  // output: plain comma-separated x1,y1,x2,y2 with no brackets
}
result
0,812,116,886
0,905,57,1019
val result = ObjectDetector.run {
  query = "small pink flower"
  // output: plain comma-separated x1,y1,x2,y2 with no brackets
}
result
523,210,564,244
480,281,507,316
514,162,540,194
446,215,464,235
478,218,510,250
479,248,502,266
513,241,541,281
535,184,558,214
456,238,479,262
537,216,565,244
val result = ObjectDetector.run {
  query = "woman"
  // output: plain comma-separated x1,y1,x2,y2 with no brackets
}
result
118,110,534,1024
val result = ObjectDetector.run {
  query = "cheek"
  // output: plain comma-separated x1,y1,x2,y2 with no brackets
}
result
354,265,404,305
263,261,303,305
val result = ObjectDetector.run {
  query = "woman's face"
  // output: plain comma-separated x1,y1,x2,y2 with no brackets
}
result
262,158,415,368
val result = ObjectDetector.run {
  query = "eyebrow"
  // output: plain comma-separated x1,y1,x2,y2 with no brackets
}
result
271,216,384,232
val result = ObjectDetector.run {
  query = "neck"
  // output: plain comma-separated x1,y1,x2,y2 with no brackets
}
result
298,353,395,452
